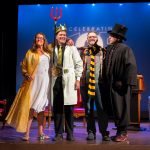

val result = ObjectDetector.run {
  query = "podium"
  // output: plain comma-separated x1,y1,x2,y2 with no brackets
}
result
128,74,145,131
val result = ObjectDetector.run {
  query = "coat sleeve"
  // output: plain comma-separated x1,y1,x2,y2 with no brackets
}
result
71,46,83,80
124,47,137,86
21,50,30,77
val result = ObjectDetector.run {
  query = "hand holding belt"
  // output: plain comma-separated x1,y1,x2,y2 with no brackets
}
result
52,66,62,77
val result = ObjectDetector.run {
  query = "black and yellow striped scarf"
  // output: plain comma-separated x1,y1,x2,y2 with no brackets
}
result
88,46,99,97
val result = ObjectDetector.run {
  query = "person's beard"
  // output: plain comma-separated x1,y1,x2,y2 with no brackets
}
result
89,39,98,47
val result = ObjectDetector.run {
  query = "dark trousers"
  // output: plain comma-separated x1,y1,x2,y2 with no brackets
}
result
111,85,131,135
81,83,109,136
53,77,74,135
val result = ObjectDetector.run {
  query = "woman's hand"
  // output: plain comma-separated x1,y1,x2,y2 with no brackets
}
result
75,80,80,90
24,74,33,81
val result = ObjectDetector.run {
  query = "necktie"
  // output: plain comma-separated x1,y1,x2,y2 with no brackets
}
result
57,45,62,66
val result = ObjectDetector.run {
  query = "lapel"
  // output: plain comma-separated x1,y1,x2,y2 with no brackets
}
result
108,43,119,76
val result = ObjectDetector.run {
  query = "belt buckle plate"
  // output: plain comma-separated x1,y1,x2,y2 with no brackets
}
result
64,69,69,74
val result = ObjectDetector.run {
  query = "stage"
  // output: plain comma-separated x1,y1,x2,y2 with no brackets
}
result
0,120,150,150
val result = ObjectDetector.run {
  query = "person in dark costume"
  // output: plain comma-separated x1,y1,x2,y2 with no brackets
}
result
103,23,137,142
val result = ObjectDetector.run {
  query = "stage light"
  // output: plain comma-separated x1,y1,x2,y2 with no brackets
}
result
92,4,95,6
119,4,123,6
64,4,68,7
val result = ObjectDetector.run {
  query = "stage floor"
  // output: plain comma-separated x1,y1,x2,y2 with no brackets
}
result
0,120,150,150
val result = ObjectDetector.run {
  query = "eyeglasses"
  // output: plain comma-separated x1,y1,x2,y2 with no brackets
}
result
36,37,44,40
88,36,97,39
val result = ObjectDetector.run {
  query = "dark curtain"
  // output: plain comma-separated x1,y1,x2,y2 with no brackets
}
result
0,4,18,110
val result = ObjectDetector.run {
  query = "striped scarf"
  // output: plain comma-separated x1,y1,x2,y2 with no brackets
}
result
88,48,96,97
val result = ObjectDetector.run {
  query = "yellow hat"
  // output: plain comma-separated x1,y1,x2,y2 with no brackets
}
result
56,24,67,34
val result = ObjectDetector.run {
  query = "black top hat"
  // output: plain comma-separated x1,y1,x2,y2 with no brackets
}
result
107,24,128,41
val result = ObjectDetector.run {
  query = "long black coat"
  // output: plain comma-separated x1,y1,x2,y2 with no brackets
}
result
103,42,137,127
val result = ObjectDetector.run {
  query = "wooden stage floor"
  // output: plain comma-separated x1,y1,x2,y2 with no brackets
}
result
0,120,150,150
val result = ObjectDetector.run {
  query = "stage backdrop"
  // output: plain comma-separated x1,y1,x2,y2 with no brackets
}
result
17,3,150,112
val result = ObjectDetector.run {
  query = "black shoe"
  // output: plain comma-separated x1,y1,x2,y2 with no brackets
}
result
53,134,63,141
102,135,111,141
66,134,75,141
86,132,96,141
111,135,116,141
102,131,110,141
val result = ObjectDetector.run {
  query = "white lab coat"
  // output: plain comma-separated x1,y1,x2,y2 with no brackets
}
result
51,45,83,105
